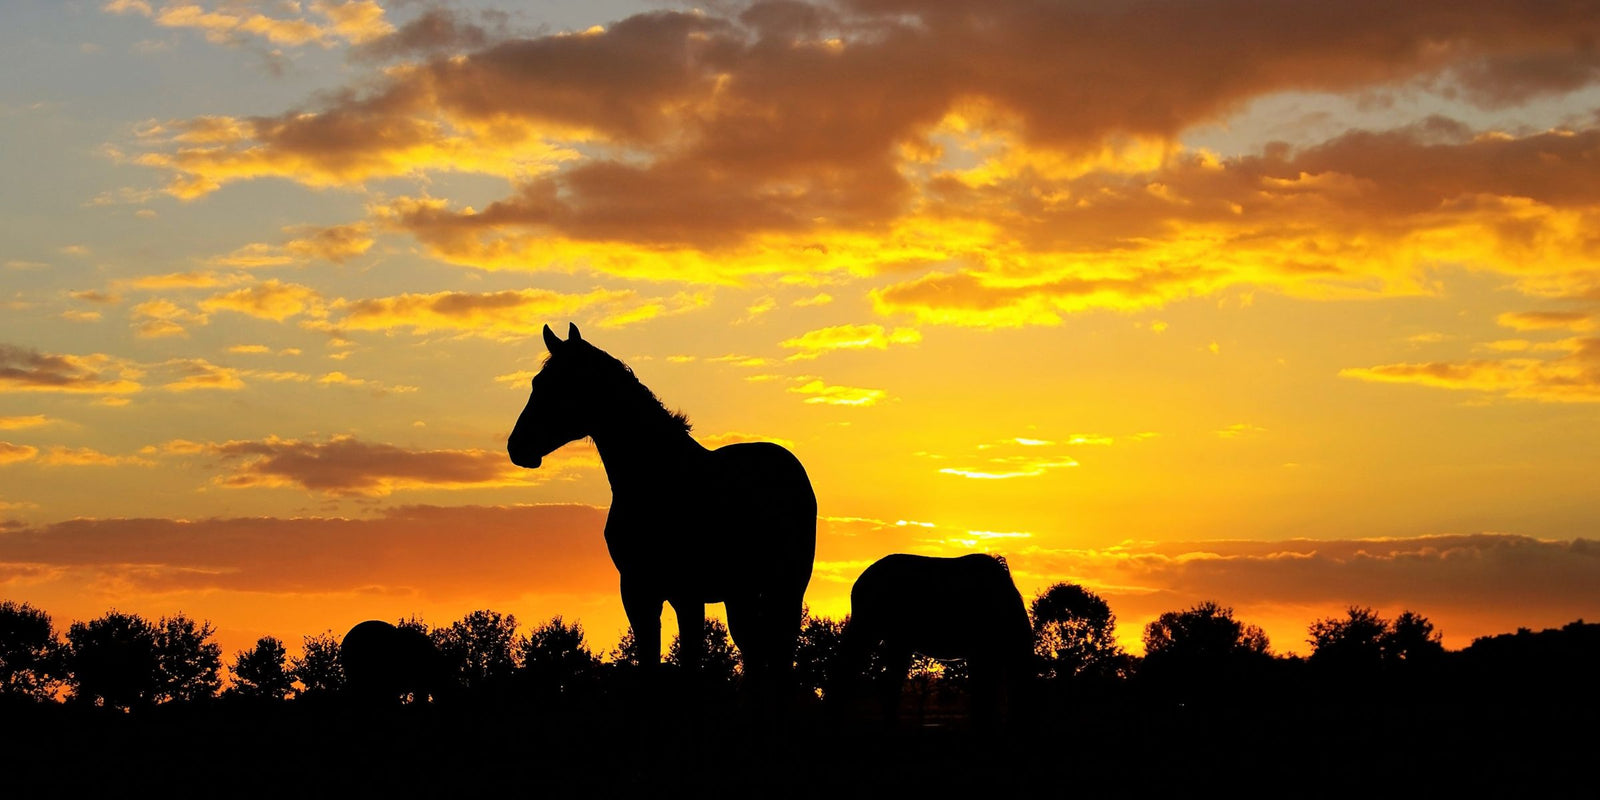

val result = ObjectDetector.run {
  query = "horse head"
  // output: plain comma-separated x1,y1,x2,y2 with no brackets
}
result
507,322,595,469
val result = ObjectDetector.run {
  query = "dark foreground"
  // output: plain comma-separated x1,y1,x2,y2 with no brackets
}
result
8,686,1596,797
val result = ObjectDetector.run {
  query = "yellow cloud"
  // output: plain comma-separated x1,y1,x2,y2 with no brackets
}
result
38,446,154,467
132,298,209,338
141,1,393,48
0,415,51,431
0,442,40,465
201,280,324,321
780,324,922,360
162,358,245,392
1340,338,1600,402
336,287,702,338
788,379,887,407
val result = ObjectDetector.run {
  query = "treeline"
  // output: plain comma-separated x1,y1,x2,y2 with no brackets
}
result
2,588,1596,713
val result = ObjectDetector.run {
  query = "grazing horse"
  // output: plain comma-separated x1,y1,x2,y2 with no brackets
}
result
507,324,817,697
340,620,447,705
840,553,1033,724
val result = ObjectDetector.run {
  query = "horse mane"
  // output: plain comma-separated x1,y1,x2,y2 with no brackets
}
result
554,342,691,434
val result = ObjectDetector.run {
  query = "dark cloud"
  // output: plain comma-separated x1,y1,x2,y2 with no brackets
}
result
0,345,142,395
352,6,493,62
0,504,613,599
203,434,540,496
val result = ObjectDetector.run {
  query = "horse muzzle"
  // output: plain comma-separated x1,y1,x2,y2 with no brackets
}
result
507,444,543,469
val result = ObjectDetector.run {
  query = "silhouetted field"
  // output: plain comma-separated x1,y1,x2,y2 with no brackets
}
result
8,669,1595,797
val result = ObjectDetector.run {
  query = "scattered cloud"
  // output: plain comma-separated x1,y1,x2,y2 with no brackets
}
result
199,434,550,496
788,379,887,406
0,345,142,395
315,371,417,395
0,415,51,431
211,223,374,267
1341,338,1600,403
1496,311,1595,333
160,358,243,392
335,287,705,338
108,0,393,49
69,290,120,305
1217,423,1268,439
780,323,922,359
201,280,325,321
37,446,154,467
0,442,40,465
131,298,209,337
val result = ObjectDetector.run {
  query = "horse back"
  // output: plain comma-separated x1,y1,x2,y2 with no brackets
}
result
852,553,1031,658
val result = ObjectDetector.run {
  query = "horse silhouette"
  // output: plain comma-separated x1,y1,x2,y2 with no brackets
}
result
340,620,448,705
507,324,817,699
839,553,1033,724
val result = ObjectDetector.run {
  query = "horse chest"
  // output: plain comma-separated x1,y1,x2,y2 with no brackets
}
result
603,496,743,576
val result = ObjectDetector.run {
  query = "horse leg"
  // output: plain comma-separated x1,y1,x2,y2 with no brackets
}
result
621,578,663,678
670,598,704,689
880,643,914,728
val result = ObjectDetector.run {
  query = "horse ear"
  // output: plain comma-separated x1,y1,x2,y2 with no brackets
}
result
568,322,583,342
543,324,563,353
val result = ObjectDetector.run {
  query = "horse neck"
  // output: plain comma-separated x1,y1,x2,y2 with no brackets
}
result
589,412,701,491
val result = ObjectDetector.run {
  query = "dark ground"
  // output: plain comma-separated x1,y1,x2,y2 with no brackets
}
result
6,686,1595,798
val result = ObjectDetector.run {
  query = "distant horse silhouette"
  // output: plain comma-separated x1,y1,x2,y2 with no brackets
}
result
340,620,447,705
507,324,817,698
839,553,1033,724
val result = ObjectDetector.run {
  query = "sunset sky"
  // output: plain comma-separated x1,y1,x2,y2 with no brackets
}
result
3,0,1598,664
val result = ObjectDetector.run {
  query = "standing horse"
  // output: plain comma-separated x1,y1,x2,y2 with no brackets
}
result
507,323,817,697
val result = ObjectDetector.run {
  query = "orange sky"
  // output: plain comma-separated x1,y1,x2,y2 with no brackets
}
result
2,0,1599,664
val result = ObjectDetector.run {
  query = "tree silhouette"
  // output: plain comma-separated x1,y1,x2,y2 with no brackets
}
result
1385,610,1444,666
1030,582,1128,682
520,616,601,700
290,631,344,698
434,609,520,692
795,611,846,700
0,600,62,701
154,613,221,703
1308,607,1445,677
1308,606,1388,670
228,636,293,702
667,617,740,686
1144,601,1271,662
1141,602,1272,703
64,610,161,709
